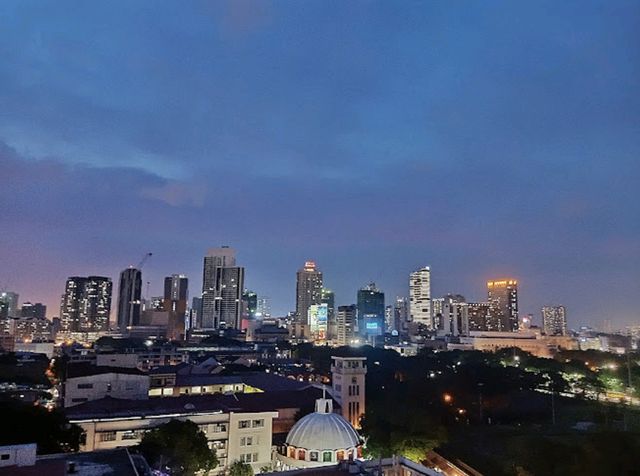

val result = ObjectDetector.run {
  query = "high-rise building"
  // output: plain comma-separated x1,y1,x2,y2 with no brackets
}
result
393,296,409,333
435,294,468,336
201,247,244,330
336,305,356,346
256,296,271,318
117,267,142,329
295,261,323,323
0,292,19,318
542,305,568,336
20,302,47,320
487,280,519,332
321,288,335,322
242,290,258,320
409,267,432,329
467,302,492,332
161,274,189,340
357,282,385,339
60,276,112,333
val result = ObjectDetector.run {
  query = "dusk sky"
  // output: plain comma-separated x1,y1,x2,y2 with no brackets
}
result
1,1,639,328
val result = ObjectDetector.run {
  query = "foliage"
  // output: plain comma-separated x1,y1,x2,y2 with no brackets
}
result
0,401,83,453
228,460,254,476
138,419,218,476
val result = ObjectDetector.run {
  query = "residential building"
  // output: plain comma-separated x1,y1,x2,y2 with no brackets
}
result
0,292,19,318
20,302,46,320
542,305,568,336
336,305,356,346
201,247,245,330
295,261,323,323
409,267,432,329
60,276,112,335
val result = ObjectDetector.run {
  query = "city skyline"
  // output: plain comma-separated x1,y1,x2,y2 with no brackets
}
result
0,1,638,328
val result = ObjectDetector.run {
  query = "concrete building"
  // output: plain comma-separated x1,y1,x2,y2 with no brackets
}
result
63,363,149,407
67,395,278,474
331,356,366,429
357,283,385,341
201,247,245,330
542,305,568,336
295,262,323,323
0,292,19,318
116,267,142,330
20,302,46,320
60,276,112,335
409,267,432,329
487,280,519,332
336,305,357,346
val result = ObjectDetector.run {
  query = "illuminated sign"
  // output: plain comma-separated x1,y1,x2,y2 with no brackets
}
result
487,280,518,287
308,303,328,340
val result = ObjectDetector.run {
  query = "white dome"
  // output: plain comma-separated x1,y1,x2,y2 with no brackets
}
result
286,399,361,451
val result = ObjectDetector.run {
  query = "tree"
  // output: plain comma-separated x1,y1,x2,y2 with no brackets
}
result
0,401,82,453
228,460,254,476
138,419,218,476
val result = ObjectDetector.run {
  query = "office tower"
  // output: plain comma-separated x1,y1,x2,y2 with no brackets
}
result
201,247,244,329
542,306,568,336
409,266,432,328
295,261,323,323
117,267,142,329
467,302,492,332
336,305,357,346
256,296,271,318
321,288,335,322
60,276,112,333
20,302,47,320
487,280,519,332
384,305,394,331
242,290,258,320
331,356,367,429
0,292,19,318
189,296,203,330
357,282,385,339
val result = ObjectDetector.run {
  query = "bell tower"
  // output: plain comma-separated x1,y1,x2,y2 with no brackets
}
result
331,356,366,428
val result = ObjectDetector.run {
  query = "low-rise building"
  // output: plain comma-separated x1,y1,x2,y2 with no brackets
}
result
63,363,149,407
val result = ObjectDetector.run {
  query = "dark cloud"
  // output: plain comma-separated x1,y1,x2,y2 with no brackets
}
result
0,1,639,327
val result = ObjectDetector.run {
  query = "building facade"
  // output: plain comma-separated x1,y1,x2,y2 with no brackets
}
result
331,356,366,429
201,247,245,330
542,305,568,336
336,305,356,346
487,280,518,332
60,276,113,334
357,283,385,340
117,268,142,330
409,267,432,329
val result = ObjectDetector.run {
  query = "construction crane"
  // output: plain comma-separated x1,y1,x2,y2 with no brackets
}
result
137,252,153,270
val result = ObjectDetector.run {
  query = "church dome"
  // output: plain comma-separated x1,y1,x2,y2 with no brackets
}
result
286,398,361,451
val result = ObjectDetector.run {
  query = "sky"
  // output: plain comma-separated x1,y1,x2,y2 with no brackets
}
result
0,1,639,329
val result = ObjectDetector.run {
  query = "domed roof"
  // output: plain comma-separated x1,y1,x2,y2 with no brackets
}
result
286,398,361,451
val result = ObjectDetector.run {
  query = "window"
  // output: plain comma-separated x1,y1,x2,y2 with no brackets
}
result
337,451,345,461
106,383,112,393
297,449,306,460
77,383,93,389
310,452,318,462
252,453,258,462
323,452,332,462
212,424,227,433
99,432,117,442
252,419,264,428
121,431,140,440
238,420,250,429
0,454,9,461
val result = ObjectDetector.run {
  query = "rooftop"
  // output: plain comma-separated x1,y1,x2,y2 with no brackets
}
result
66,363,146,379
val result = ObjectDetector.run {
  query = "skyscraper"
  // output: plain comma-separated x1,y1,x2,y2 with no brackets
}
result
0,292,19,318
409,266,432,328
201,247,244,330
295,261,323,323
117,267,142,329
242,290,258,320
467,302,492,332
20,302,47,320
393,296,409,333
162,274,189,340
357,282,385,339
542,305,568,336
60,276,112,333
336,305,356,346
436,295,468,336
487,280,518,332
321,288,335,322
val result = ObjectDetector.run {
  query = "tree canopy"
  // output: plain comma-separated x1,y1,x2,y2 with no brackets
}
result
138,419,218,476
